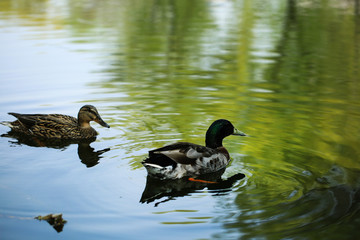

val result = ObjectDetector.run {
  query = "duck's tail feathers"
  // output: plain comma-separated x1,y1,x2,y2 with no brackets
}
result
142,157,176,179
142,161,163,169
142,154,177,168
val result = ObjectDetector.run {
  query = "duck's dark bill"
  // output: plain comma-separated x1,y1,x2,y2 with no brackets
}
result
233,128,246,136
97,118,110,128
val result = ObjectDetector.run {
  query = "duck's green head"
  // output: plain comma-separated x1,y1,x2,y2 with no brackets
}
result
205,119,246,148
78,105,110,128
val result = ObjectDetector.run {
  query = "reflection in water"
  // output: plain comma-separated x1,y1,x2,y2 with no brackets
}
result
77,143,110,168
140,169,245,207
1,131,110,168
290,185,360,229
224,165,360,239
265,185,360,238
233,185,360,239
0,0,360,239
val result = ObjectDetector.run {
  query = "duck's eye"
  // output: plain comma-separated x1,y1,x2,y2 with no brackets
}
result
89,109,98,116
89,110,99,119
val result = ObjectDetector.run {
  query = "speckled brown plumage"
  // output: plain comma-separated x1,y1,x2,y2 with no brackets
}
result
4,105,109,139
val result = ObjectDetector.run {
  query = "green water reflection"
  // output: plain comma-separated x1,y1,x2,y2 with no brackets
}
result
1,0,360,239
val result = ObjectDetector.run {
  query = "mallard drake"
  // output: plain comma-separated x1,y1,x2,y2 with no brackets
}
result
3,105,110,139
142,119,246,179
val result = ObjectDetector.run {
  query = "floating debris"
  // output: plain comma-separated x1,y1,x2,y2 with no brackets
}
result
35,213,67,233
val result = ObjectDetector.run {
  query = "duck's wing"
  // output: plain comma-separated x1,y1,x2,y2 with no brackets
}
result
8,113,45,129
8,113,77,130
148,142,217,165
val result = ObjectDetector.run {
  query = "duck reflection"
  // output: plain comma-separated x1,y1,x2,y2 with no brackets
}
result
77,142,110,167
140,169,245,206
2,130,110,168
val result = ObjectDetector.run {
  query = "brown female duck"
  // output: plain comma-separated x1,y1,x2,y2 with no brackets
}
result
4,105,110,139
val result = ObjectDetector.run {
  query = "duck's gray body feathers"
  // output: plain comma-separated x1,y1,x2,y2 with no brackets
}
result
143,142,231,179
142,119,246,180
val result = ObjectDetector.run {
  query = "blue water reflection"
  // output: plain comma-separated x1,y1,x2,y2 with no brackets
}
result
1,0,360,239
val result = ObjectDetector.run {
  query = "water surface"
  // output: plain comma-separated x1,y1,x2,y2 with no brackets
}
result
1,0,360,239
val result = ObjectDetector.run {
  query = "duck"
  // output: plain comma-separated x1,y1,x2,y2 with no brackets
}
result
142,119,246,180
3,105,110,139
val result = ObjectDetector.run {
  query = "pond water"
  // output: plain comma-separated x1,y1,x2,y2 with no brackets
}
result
1,0,360,239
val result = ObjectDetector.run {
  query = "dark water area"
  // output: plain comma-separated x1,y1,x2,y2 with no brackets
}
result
1,0,360,239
